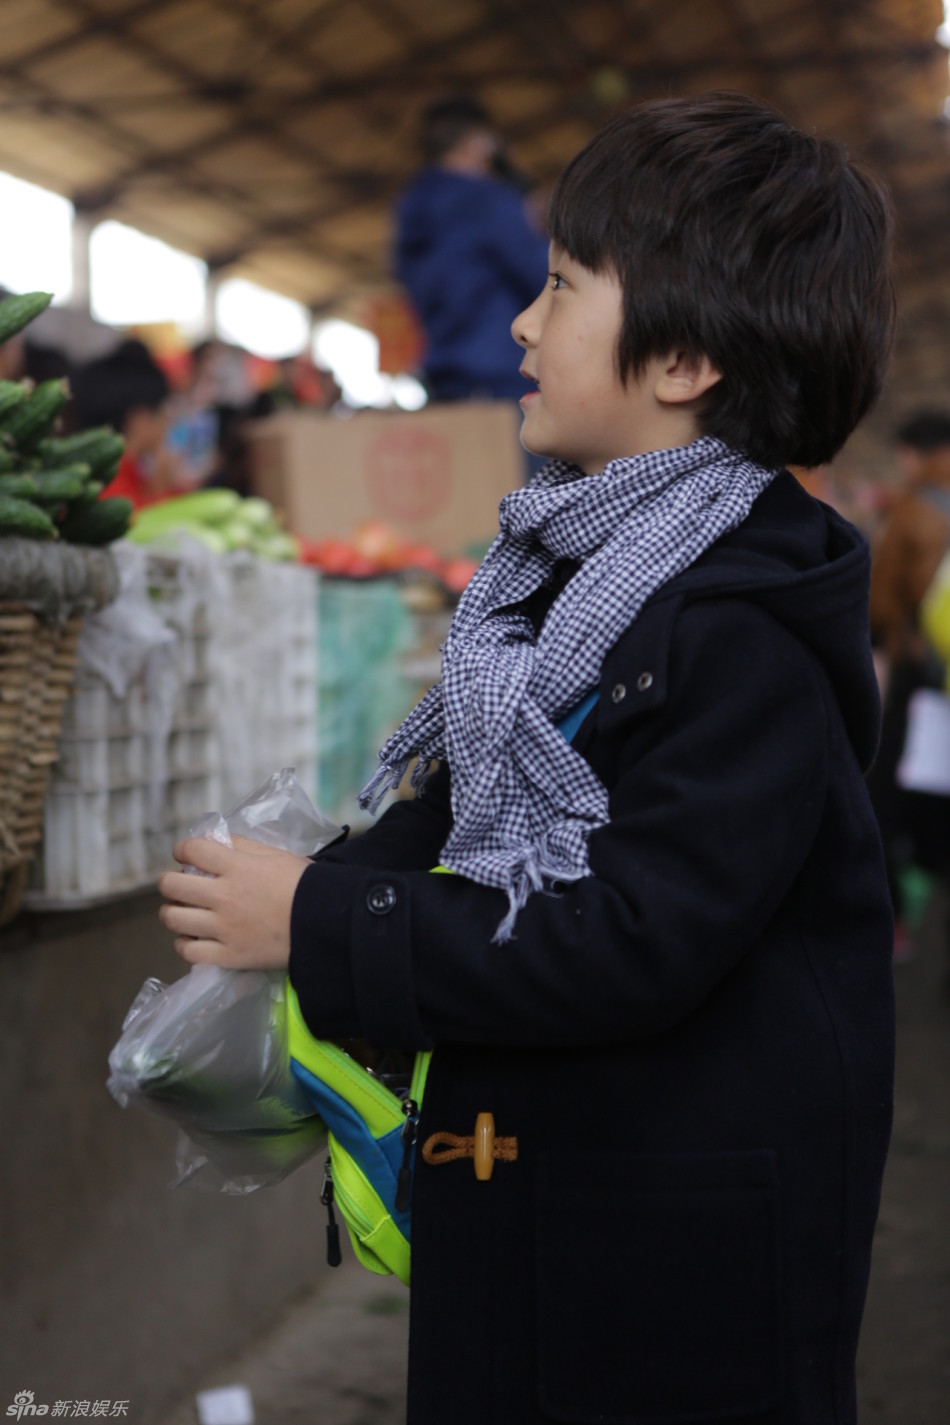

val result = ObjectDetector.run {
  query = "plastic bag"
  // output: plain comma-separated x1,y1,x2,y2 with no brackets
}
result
107,767,342,1192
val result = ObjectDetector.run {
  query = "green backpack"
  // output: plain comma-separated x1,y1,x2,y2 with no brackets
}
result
287,984,430,1287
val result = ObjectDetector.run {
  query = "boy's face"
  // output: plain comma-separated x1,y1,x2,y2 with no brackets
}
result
512,245,711,474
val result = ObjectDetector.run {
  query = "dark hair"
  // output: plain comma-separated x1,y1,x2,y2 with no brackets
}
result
894,410,950,452
420,96,492,163
73,338,169,432
547,92,895,469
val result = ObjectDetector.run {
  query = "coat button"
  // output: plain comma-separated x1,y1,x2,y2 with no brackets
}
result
637,671,654,692
367,884,397,915
611,683,626,704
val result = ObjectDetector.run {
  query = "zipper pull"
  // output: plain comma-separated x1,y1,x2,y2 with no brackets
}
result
395,1097,419,1214
320,1157,342,1268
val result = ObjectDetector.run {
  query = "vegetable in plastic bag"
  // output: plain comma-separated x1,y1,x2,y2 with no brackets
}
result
107,767,342,1192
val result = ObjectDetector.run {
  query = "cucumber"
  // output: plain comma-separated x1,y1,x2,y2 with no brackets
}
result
58,496,133,546
1,378,69,450
96,450,123,486
0,473,38,499
0,292,53,344
0,381,28,421
70,480,104,509
37,427,125,475
30,467,90,503
0,493,57,538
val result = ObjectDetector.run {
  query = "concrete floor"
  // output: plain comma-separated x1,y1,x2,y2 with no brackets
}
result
855,890,950,1422
155,903,950,1425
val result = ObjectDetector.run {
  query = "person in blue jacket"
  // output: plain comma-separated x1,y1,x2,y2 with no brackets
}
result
394,95,549,403
160,93,897,1424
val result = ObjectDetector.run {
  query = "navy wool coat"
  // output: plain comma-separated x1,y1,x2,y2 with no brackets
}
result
290,472,895,1425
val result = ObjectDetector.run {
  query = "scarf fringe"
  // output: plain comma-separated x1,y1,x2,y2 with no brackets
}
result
358,754,436,813
359,759,409,813
475,843,591,944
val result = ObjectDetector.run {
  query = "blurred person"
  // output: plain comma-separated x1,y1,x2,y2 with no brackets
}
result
203,392,278,499
394,95,549,405
73,338,187,510
868,409,950,955
160,93,896,1425
269,352,340,410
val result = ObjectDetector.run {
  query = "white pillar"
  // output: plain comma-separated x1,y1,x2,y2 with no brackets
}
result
204,270,222,340
70,212,94,313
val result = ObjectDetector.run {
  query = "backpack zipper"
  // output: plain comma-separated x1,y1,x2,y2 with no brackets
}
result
395,1097,419,1213
320,1157,342,1268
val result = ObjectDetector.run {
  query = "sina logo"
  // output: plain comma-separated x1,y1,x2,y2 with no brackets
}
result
7,1393,48,1418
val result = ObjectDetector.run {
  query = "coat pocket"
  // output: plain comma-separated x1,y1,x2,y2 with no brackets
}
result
535,1149,782,1423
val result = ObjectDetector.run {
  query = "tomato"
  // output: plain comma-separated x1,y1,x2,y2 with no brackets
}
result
441,557,480,595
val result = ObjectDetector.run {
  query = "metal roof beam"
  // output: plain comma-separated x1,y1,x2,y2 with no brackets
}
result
0,0,172,79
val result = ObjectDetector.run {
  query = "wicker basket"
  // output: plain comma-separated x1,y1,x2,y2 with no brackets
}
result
0,539,119,928
0,606,86,925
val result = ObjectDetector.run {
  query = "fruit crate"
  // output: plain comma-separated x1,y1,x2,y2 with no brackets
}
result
26,653,222,905
24,545,318,908
212,558,319,809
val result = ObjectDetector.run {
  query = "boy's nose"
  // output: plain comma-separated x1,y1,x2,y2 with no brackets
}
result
511,295,540,349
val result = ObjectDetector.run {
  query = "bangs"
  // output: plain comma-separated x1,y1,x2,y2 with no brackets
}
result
547,143,626,276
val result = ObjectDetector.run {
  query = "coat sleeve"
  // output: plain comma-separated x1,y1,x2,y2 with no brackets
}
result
315,761,452,872
289,601,831,1048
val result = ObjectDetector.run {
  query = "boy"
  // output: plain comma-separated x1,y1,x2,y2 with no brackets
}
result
160,93,896,1424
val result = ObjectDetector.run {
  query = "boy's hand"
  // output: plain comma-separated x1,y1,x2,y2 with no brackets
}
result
158,836,311,969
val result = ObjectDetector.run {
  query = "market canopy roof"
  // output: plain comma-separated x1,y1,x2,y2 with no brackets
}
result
0,0,948,324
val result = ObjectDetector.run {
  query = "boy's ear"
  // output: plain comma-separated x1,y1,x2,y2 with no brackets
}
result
654,349,722,406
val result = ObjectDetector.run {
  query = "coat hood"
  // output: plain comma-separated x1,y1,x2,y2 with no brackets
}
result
664,471,881,771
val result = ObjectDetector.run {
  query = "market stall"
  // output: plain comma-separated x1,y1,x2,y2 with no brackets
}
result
0,292,462,1415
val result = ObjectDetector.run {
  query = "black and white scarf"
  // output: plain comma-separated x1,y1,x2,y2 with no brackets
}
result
360,437,778,941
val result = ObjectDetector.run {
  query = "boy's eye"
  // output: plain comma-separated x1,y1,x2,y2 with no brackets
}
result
549,271,567,291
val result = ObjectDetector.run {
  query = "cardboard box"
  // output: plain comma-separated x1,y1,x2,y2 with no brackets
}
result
247,402,524,555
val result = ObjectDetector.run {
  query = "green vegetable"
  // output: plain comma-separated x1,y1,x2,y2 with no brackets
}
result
0,291,53,345
70,479,104,508
37,428,125,476
0,447,21,473
220,520,255,551
251,532,299,562
1,378,69,450
58,496,133,546
0,381,28,421
0,493,57,538
96,450,123,486
235,497,274,531
126,518,229,554
0,472,38,499
159,488,240,525
126,489,241,545
30,467,90,503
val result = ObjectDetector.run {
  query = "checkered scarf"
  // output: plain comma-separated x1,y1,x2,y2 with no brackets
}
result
360,437,777,941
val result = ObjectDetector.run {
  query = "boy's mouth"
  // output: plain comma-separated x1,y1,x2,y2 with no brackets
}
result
519,368,540,403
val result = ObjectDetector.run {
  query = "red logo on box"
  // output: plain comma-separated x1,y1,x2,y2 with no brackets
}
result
364,428,453,522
